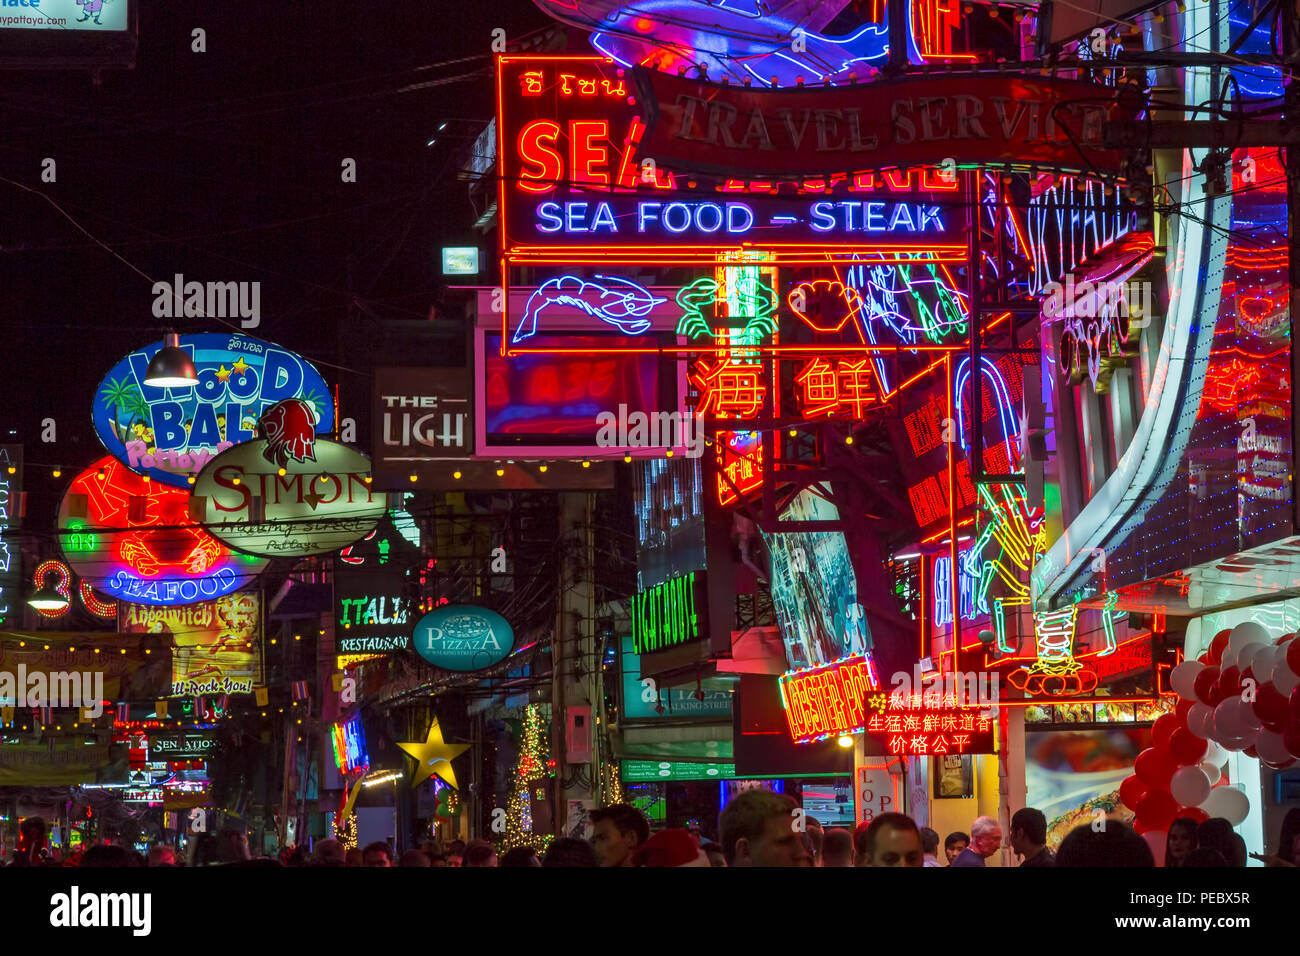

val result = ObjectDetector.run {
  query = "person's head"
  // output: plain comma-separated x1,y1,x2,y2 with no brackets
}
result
920,827,940,858
803,816,824,863
80,844,133,867
446,853,463,867
969,816,1002,858
462,840,497,867
1183,847,1229,867
314,839,346,867
859,813,924,867
944,831,969,863
633,829,710,867
701,842,727,867
361,841,393,867
499,846,542,867
1009,808,1047,857
425,844,447,867
589,803,650,867
822,827,855,867
345,848,364,867
1278,807,1300,865
542,837,599,867
188,833,221,867
1055,821,1154,867
148,845,176,867
217,828,251,863
853,821,870,866
1196,818,1236,862
399,849,431,867
1165,817,1199,866
719,789,809,867
450,840,466,855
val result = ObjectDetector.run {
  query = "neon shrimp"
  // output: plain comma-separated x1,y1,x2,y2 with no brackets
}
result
512,274,666,343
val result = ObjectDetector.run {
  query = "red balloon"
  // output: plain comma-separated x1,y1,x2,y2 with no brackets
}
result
1264,757,1297,771
1169,728,1209,765
1291,685,1300,719
1254,682,1291,726
1135,747,1178,789
1175,699,1194,723
1136,789,1179,831
1282,725,1300,759
1209,630,1232,665
1218,665,1241,699
1287,637,1300,677
1194,666,1221,704
1245,745,1259,759
1276,633,1296,647
1177,806,1210,824
1132,819,1152,836
1152,713,1180,750
1119,774,1148,811
1197,653,1210,664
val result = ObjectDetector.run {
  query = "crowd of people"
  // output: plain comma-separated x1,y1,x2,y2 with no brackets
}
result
6,798,1298,867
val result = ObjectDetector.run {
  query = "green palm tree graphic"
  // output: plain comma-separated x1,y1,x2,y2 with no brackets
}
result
98,376,149,444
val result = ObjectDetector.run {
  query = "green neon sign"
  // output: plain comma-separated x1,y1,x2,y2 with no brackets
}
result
632,571,706,655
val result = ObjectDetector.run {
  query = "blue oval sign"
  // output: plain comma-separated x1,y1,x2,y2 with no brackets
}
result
412,605,514,672
92,333,334,488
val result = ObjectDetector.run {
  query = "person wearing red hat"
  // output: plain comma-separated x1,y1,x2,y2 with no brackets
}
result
633,829,710,867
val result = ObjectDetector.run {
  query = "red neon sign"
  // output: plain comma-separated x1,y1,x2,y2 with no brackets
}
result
779,654,875,744
864,692,997,755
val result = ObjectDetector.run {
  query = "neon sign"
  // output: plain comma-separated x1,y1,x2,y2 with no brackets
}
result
57,457,266,607
92,333,334,488
332,716,370,775
30,559,117,620
1024,175,1139,296
863,691,997,755
779,654,875,745
631,570,707,655
513,274,666,343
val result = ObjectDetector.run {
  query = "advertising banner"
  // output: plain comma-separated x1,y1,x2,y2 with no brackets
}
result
118,593,262,697
632,68,1136,178
335,512,421,655
0,0,129,31
0,632,169,702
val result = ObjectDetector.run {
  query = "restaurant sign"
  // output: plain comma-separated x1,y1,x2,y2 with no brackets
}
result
190,403,384,557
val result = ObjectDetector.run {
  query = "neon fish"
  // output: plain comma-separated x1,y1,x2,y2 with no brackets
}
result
513,274,665,343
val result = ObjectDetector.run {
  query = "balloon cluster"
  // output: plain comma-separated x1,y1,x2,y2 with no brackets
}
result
1120,623,1300,850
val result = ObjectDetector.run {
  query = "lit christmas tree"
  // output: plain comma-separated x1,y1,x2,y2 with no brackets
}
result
501,703,553,852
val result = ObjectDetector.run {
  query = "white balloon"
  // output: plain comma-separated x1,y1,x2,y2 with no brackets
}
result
1202,740,1228,768
1218,648,1237,671
1199,785,1250,826
1170,765,1212,806
1229,621,1271,655
1187,703,1215,739
1248,646,1276,684
1256,729,1292,765
1233,644,1264,677
1198,760,1222,785
1171,660,1204,700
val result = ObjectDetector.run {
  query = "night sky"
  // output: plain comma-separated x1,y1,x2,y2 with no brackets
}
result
2,0,553,527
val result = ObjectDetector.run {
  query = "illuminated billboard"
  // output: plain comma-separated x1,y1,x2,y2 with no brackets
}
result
0,0,129,31
495,55,967,264
91,333,334,488
763,486,872,670
57,456,266,606
118,593,262,697
779,654,875,745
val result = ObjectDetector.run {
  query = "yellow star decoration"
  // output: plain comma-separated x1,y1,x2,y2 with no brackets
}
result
396,720,469,790
215,365,232,382
231,357,250,375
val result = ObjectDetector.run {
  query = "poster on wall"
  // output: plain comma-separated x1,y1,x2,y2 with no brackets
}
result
91,333,334,488
118,593,262,697
763,485,871,669
1025,728,1143,848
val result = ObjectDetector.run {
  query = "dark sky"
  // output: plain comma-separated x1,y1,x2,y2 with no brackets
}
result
1,0,554,524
